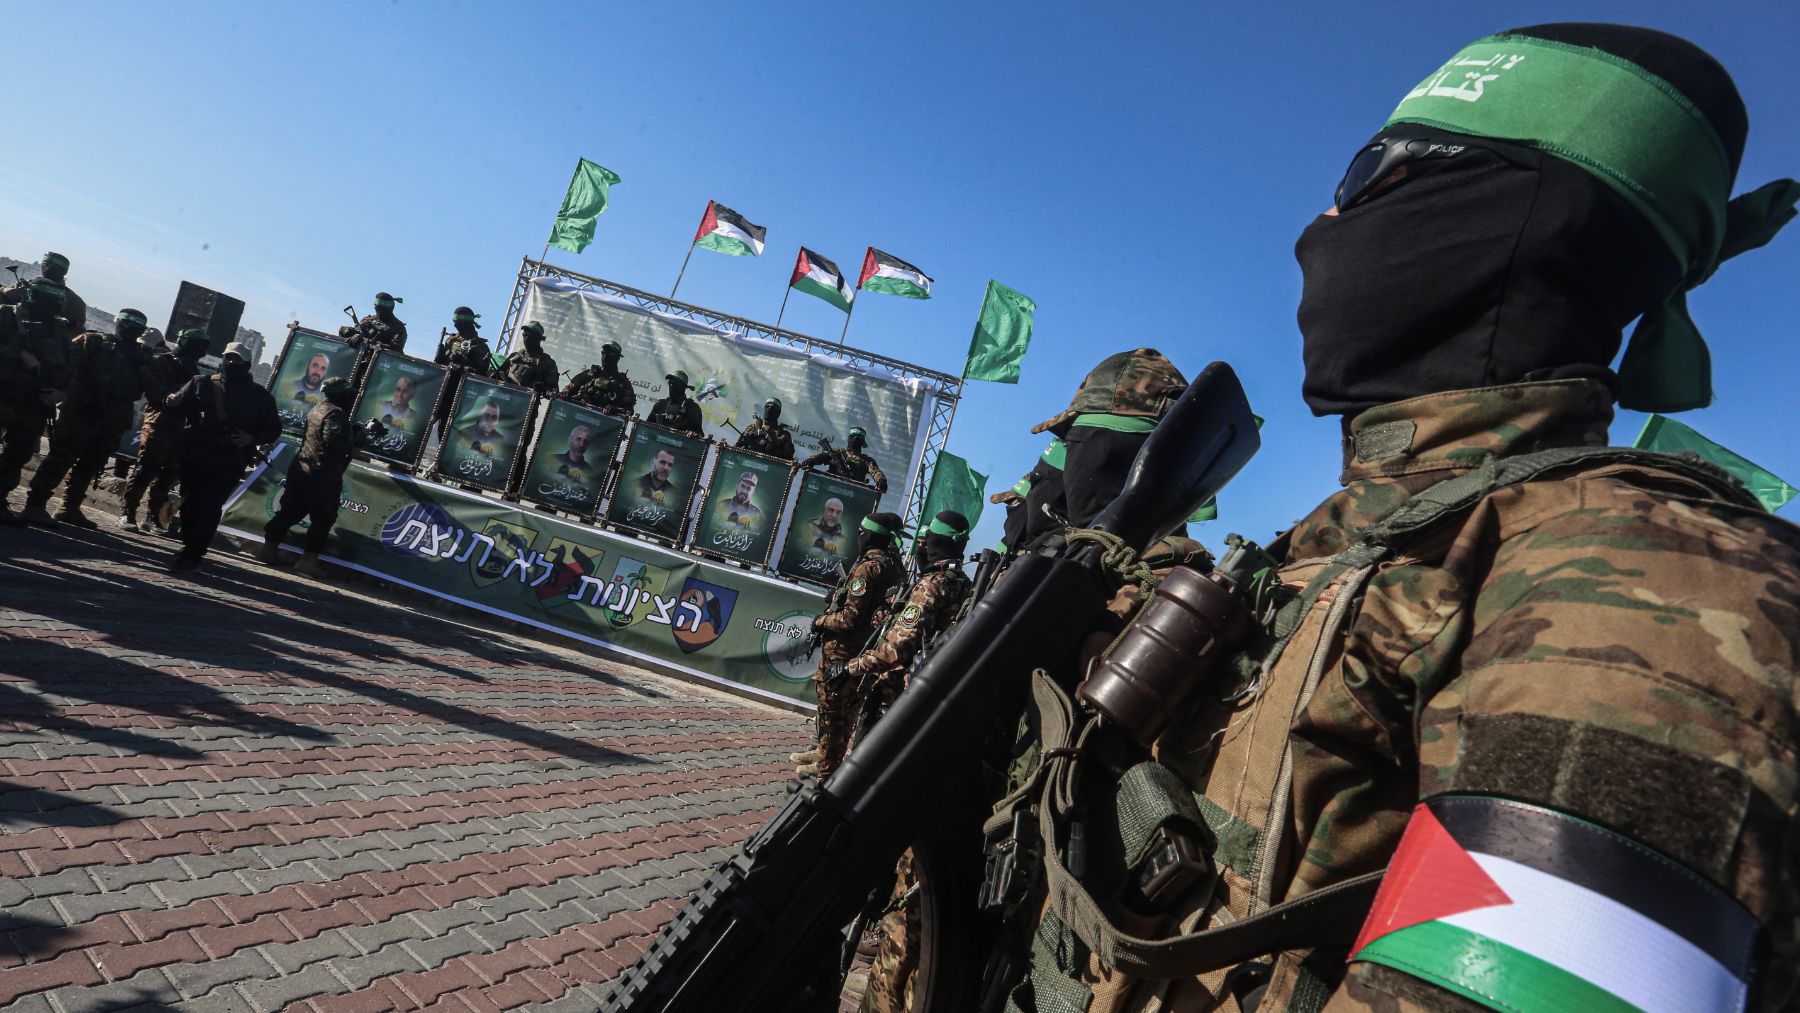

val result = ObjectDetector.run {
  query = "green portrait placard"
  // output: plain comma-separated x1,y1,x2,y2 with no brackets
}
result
269,326,359,438
520,399,627,514
775,470,881,584
435,375,537,493
691,448,795,566
606,422,709,541
351,351,448,470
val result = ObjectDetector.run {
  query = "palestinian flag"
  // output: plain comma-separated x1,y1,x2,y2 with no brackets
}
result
858,247,932,299
790,247,854,312
693,200,766,257
1352,797,1757,1013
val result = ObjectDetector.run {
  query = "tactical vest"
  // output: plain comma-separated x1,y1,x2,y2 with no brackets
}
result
993,447,1762,1012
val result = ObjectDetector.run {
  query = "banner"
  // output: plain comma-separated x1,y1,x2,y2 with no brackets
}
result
692,448,794,566
353,351,448,470
606,423,708,541
519,399,626,514
219,450,826,706
775,470,881,585
521,278,932,513
436,375,536,493
269,327,358,438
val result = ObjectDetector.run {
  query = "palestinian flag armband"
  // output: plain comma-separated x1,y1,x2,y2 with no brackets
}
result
1351,794,1758,1013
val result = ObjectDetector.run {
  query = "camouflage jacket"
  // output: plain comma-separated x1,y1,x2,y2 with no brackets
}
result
0,305,71,395
1,280,87,335
800,446,886,490
812,547,904,649
646,395,703,436
295,400,352,478
502,349,560,395
62,331,142,426
343,314,408,354
436,334,493,377
563,366,636,416
846,560,971,679
1038,379,1800,1012
141,351,197,418
734,418,795,460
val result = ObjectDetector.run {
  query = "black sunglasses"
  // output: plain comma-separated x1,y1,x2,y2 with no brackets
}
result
1334,137,1481,210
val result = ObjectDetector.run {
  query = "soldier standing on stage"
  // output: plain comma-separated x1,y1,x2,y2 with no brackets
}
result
258,376,355,579
561,340,637,417
845,510,972,1013
502,321,560,396
647,370,704,436
800,425,887,495
735,397,795,460
430,306,493,442
119,329,210,533
22,311,145,527
792,510,906,779
0,279,71,527
163,342,279,572
1,252,88,331
340,291,408,384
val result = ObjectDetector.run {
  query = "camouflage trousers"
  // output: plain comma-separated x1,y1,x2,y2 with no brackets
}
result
122,414,180,518
858,849,919,1013
0,399,48,497
813,640,857,775
28,413,128,509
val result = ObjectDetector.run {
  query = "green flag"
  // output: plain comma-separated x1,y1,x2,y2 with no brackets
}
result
919,451,988,536
547,158,621,254
963,280,1036,383
1633,414,1797,512
1189,497,1218,523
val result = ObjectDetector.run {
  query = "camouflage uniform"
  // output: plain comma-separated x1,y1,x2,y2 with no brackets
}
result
1,279,86,334
848,559,972,1013
26,331,141,517
0,304,71,500
502,348,560,396
734,417,795,460
809,545,904,775
342,312,408,384
646,394,703,436
431,330,493,438
1004,380,1800,1011
801,446,887,492
264,399,352,553
120,348,199,524
562,365,637,417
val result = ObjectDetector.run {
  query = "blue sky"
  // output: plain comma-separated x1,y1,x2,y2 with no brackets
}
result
5,0,1796,551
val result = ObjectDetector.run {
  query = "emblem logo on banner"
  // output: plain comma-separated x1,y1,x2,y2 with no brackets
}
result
672,578,739,654
470,519,536,587
604,556,672,629
760,610,819,684
535,536,607,603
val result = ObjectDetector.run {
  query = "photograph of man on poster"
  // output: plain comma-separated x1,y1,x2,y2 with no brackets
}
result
804,496,845,555
714,471,764,531
456,398,508,458
350,352,447,468
379,376,421,433
636,448,676,504
555,425,592,474
291,353,330,405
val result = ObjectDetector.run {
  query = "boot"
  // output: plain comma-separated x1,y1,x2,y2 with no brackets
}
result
254,541,285,567
292,551,329,579
53,490,98,529
20,492,59,528
795,762,822,779
116,511,139,531
788,747,823,765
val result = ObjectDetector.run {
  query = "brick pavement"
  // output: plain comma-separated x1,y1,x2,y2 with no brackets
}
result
0,520,816,1012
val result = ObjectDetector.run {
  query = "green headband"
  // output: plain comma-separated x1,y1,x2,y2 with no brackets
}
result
848,427,867,439
927,517,967,538
860,515,896,536
765,397,782,409
1385,34,1799,412
453,311,479,322
375,295,401,307
117,309,148,325
42,253,68,269
1039,438,1066,470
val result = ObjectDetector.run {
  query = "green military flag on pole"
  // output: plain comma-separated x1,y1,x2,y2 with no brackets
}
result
1633,414,1797,512
963,280,1036,383
918,451,987,537
547,158,621,254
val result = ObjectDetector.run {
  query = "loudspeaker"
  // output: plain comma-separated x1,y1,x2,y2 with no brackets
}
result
165,281,245,358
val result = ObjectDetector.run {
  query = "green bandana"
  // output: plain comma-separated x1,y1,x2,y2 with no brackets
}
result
1386,34,1799,412
1070,413,1157,434
927,517,967,538
453,311,479,322
117,309,148,325
860,515,896,535
1039,438,1067,470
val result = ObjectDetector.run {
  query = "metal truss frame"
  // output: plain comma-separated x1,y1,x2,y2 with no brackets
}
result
496,257,963,532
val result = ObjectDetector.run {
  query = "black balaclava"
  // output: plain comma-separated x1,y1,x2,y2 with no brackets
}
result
115,310,147,345
858,511,903,556
452,306,479,340
1014,459,1066,549
847,430,867,453
1296,24,1749,417
223,358,253,383
601,347,621,371
763,400,781,424
920,510,970,567
40,252,69,283
1059,427,1149,528
668,379,688,400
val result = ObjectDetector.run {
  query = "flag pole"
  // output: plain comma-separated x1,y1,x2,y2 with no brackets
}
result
774,285,793,331
837,299,856,345
670,241,697,299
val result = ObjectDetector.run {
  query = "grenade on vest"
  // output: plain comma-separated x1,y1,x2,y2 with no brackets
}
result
1077,534,1281,746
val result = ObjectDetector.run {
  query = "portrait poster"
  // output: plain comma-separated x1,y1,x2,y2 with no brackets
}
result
775,470,881,585
519,399,626,515
604,422,708,542
351,350,448,470
434,375,537,494
268,326,359,438
691,447,795,567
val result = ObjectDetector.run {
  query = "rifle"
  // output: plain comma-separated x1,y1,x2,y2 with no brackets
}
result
804,561,851,661
598,361,1261,1012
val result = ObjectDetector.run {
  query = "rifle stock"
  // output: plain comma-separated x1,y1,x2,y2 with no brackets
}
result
598,362,1260,1012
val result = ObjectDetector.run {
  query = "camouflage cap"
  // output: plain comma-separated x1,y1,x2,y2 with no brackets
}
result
666,369,690,386
520,321,546,339
321,377,353,397
1031,348,1187,437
